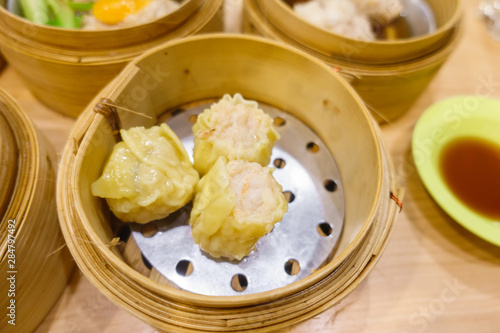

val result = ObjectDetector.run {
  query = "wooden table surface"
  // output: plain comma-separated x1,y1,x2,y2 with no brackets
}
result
1,0,500,332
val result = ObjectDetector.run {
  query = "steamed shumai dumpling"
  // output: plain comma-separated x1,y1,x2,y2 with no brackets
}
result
352,0,403,25
92,124,199,224
192,94,280,175
294,0,375,41
189,157,288,260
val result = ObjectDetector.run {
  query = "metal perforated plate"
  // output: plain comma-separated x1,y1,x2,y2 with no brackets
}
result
131,102,344,296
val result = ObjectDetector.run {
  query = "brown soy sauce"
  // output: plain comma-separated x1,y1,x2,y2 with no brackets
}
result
439,137,500,220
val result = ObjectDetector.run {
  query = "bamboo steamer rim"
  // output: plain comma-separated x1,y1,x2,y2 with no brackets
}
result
58,33,393,309
252,0,463,65
0,0,204,50
244,0,463,75
0,89,40,253
0,111,18,220
0,0,223,64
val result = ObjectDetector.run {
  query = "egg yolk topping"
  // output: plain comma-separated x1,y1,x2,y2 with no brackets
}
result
93,0,152,25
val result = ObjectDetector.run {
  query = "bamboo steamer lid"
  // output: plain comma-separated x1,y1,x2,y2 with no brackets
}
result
0,0,224,118
254,0,462,65
57,34,402,331
242,0,463,123
0,89,74,332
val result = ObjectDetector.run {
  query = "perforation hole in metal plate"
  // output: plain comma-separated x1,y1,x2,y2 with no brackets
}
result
131,102,344,296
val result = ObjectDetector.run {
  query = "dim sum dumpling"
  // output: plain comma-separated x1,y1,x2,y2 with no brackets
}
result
352,0,403,25
189,157,288,260
294,0,375,41
293,0,403,40
192,94,280,175
92,124,199,223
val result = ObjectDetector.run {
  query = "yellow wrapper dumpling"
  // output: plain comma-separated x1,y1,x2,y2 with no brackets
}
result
92,124,199,223
189,157,288,260
192,94,280,175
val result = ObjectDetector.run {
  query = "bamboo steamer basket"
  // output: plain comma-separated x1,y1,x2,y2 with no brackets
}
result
255,0,463,64
0,89,74,332
57,34,402,332
0,0,223,118
243,0,463,123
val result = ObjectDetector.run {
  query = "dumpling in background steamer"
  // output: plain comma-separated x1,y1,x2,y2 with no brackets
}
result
189,157,288,260
293,0,375,41
293,0,403,41
192,94,280,175
352,0,403,25
92,124,199,224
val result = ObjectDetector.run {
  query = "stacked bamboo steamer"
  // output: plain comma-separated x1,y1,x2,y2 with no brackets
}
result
0,0,223,117
243,0,463,123
0,89,74,332
57,34,402,332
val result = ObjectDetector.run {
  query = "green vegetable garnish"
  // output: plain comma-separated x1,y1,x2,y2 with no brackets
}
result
19,0,50,25
47,0,79,28
17,0,93,29
67,1,94,12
